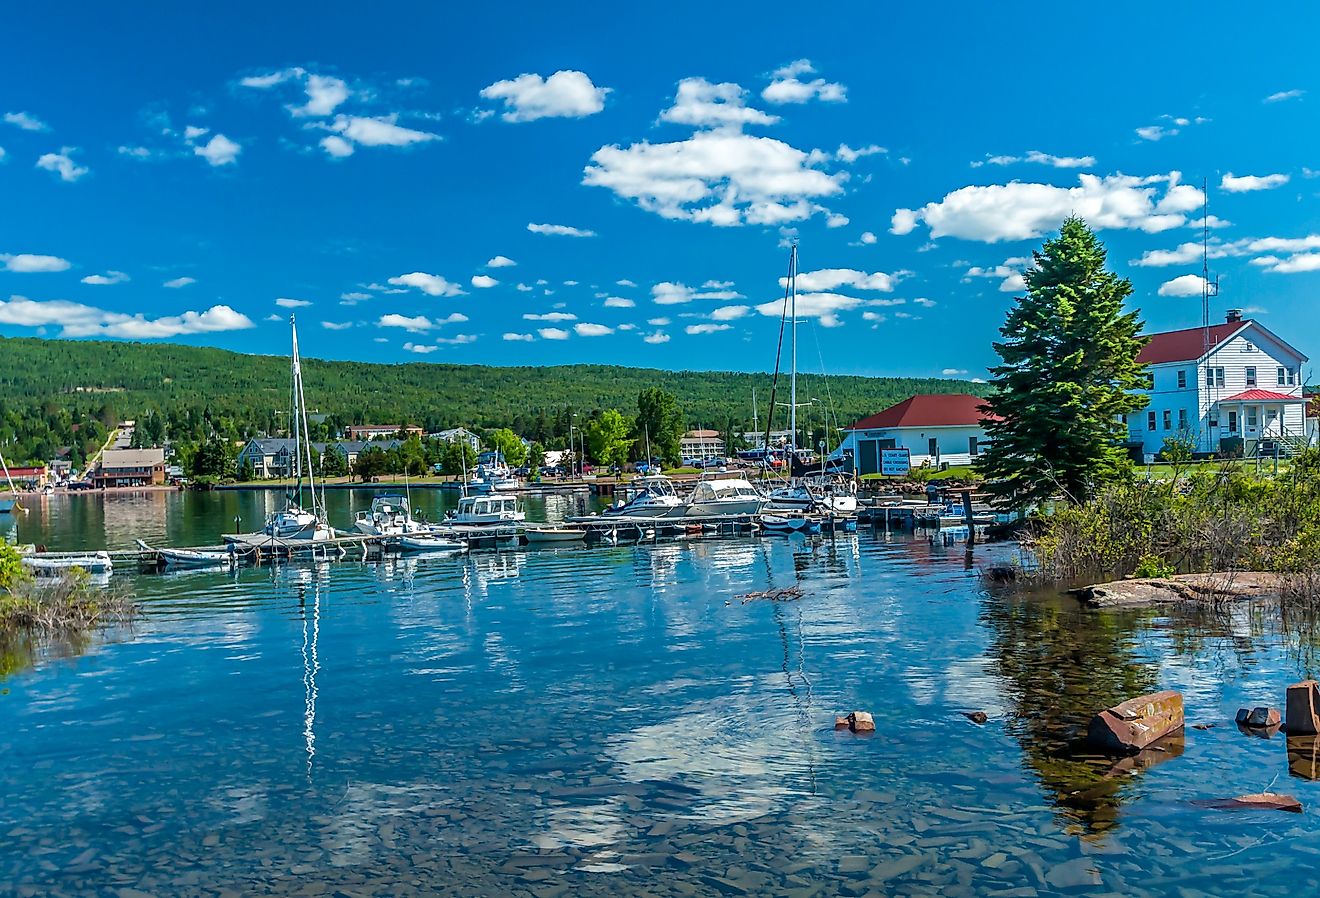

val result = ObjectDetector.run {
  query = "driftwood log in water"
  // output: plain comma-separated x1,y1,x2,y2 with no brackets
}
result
1070,572,1283,609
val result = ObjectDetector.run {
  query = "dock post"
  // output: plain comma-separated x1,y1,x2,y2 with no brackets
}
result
961,490,976,547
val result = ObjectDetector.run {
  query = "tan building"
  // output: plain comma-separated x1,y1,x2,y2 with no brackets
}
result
346,424,423,441
680,429,725,461
95,448,166,488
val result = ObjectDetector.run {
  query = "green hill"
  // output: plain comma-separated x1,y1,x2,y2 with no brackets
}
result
0,335,986,465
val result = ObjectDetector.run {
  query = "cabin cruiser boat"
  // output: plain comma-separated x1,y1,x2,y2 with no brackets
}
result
675,477,766,518
601,475,683,517
449,494,525,526
766,474,858,514
469,463,519,493
354,495,431,536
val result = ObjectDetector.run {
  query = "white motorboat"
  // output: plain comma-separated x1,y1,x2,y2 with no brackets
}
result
524,526,586,544
449,494,525,526
469,463,520,493
137,539,235,569
677,478,766,518
601,475,683,517
354,495,431,536
767,474,858,514
396,534,467,553
23,551,113,575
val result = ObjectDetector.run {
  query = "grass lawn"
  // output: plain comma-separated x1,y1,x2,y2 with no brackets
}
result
860,464,978,482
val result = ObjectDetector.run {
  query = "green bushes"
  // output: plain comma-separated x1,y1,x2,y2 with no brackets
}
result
1024,451,1320,582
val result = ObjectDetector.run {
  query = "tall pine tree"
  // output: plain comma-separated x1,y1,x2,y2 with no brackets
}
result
976,217,1149,507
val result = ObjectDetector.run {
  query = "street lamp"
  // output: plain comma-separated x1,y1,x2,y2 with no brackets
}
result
569,413,577,479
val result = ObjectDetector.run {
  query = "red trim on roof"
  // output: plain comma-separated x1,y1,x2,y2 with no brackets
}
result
1136,321,1244,365
845,394,992,430
1219,389,1304,403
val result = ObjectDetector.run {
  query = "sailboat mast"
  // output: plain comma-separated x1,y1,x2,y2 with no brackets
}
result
291,317,323,520
789,243,798,456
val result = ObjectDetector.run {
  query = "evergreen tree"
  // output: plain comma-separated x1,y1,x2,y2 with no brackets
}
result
976,217,1150,507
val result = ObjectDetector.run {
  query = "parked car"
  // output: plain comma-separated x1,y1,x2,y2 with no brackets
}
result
701,456,728,468
513,466,530,476
635,460,663,475
540,465,563,477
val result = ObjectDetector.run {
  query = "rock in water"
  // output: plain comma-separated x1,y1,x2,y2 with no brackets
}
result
1286,681,1320,736
1191,793,1302,813
834,711,875,733
1087,690,1184,754
962,711,989,725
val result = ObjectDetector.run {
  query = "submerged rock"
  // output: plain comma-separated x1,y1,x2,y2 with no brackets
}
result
833,711,875,733
962,711,989,725
1191,792,1303,813
1070,572,1282,609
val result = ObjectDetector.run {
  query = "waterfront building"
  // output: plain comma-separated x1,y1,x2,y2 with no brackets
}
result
428,427,482,452
1127,310,1309,458
236,438,400,477
837,394,991,473
740,429,794,449
94,448,166,488
4,465,49,488
680,429,724,461
346,424,423,441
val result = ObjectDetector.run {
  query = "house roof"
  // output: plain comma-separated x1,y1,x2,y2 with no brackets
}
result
100,448,165,467
683,429,721,438
1136,321,1245,365
845,394,991,431
1219,389,1305,403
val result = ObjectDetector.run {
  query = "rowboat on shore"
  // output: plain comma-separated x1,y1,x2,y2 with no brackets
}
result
136,539,236,569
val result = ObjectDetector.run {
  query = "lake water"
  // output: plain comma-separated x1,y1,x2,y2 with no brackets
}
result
4,490,1320,897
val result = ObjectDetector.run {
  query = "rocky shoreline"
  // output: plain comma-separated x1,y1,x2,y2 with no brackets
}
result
1070,572,1284,609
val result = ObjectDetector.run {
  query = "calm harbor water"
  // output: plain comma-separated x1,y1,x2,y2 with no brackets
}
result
4,490,1320,896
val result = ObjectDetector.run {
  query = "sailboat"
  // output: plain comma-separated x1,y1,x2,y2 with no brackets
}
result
0,446,26,515
227,317,333,545
763,246,858,517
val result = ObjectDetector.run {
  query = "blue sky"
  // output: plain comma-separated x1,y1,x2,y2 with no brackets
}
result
3,2,1319,381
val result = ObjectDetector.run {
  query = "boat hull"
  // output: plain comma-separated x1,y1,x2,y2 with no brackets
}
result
525,528,586,543
23,552,113,574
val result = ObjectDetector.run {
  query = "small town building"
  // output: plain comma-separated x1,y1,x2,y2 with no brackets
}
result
740,429,794,449
4,465,49,488
1128,311,1309,458
680,429,725,461
236,438,399,477
428,427,481,451
346,424,422,441
837,394,991,473
95,448,166,488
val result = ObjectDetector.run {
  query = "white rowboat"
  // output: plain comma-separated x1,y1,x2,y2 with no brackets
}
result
137,539,236,569
22,551,114,574
525,527,586,544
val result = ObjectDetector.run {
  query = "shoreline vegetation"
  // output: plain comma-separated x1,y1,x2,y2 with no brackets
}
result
0,545,137,635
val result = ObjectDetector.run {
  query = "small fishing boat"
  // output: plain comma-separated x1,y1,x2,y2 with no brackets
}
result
759,514,821,535
396,534,467,553
22,551,114,575
524,526,586,544
136,539,236,569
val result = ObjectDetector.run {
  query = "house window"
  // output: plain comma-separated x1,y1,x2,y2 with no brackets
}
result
1177,370,1187,389
1289,368,1297,386
1246,366,1257,387
1178,409,1188,430
969,436,979,457
1247,406,1259,428
1209,416,1219,428
1278,367,1287,386
1228,411,1238,433
1206,367,1225,388
1162,410,1172,430
1147,412,1157,431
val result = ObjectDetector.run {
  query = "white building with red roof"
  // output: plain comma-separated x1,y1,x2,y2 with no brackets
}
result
1128,309,1309,458
838,393,992,473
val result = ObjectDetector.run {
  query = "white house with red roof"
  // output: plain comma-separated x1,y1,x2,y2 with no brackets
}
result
1128,309,1309,458
837,393,991,473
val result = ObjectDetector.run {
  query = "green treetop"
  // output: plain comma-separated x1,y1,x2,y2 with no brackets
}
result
976,217,1150,507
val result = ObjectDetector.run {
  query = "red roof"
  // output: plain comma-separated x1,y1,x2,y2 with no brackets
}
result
1136,321,1245,365
846,394,991,431
1220,389,1303,403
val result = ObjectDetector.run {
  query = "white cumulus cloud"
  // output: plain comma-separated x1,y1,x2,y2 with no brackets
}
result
387,272,465,297
786,268,900,292
36,147,89,182
487,255,516,268
1265,89,1305,103
660,77,779,129
585,130,845,226
0,296,253,338
1157,274,1208,296
527,222,596,237
761,60,846,105
651,281,744,305
471,275,499,288
81,271,129,285
480,70,609,122
292,74,350,117
276,297,311,308
4,111,48,131
503,332,534,342
685,323,731,335
603,296,635,308
1220,172,1290,193
163,276,196,288
1,253,71,273
754,291,862,327
892,173,1203,243
538,327,570,340
643,331,670,344
194,134,241,166
710,304,750,320
972,150,1096,169
574,322,613,336
524,311,576,322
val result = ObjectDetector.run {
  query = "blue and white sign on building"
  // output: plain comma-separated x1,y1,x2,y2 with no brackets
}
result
880,448,912,476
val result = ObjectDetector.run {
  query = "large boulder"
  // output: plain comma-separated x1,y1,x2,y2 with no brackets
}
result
1087,690,1184,754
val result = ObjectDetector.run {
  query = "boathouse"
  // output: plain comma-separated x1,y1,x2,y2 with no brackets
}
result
94,448,166,488
837,394,991,474
1128,310,1309,458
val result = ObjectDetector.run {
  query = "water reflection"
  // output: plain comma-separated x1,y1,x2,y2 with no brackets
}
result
980,590,1161,834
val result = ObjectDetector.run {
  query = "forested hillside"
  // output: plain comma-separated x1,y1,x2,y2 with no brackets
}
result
0,335,986,465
